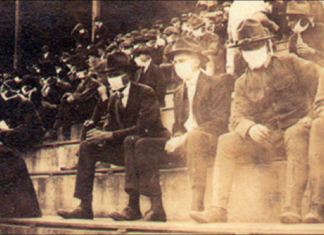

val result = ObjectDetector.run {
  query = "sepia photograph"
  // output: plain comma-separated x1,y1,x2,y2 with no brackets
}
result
0,0,324,234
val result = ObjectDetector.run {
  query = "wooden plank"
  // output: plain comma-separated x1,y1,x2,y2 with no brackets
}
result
1,216,324,234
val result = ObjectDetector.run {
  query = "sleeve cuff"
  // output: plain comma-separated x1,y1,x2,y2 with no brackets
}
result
234,120,256,139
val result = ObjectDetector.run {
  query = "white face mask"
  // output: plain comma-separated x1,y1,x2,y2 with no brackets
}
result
134,57,146,67
174,60,196,81
292,19,309,34
192,27,204,38
108,74,126,91
242,45,268,70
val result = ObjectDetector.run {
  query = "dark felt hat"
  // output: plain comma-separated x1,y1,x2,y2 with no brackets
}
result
132,45,151,57
171,17,180,24
166,37,209,64
228,19,276,49
164,26,180,36
105,52,134,72
188,14,206,30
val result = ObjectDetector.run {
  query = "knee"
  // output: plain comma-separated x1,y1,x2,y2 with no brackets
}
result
218,132,242,146
311,117,324,137
286,120,311,139
186,129,209,144
135,138,150,156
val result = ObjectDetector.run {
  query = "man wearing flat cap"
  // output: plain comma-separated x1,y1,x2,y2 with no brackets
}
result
190,19,323,224
188,14,226,76
164,37,234,213
133,46,167,107
57,52,170,221
285,1,324,66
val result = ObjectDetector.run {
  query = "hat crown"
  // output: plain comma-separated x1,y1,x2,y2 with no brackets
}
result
171,37,204,54
286,1,310,15
164,26,179,35
107,52,130,71
188,14,206,30
237,19,267,42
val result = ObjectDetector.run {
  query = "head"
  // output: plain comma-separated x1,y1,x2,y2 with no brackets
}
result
234,19,275,70
189,14,206,38
42,45,49,53
285,1,311,32
133,46,152,67
106,52,133,90
120,42,134,56
163,27,180,44
167,37,208,81
94,16,103,27
76,70,88,80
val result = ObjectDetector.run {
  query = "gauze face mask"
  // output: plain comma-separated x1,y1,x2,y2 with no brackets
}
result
292,18,309,34
242,45,268,70
174,60,196,81
192,27,204,38
108,74,126,91
134,57,146,67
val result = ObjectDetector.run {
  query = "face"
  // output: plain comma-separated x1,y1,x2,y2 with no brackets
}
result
107,70,130,90
122,47,133,56
192,26,205,38
173,21,180,29
165,34,176,44
173,53,200,81
76,70,87,79
241,42,269,70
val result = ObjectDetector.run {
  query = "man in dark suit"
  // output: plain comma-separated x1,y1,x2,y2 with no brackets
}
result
38,45,57,78
133,46,167,107
57,52,170,221
93,17,109,48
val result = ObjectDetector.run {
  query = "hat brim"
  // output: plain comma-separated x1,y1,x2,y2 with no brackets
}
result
227,35,277,48
104,65,132,72
166,49,210,64
278,12,310,16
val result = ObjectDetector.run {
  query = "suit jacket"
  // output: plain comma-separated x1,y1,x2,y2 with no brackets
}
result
38,52,56,78
289,23,324,67
232,54,321,139
98,82,169,141
134,61,167,107
173,72,234,137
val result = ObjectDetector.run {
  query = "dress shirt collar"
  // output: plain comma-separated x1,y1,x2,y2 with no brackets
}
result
143,59,152,73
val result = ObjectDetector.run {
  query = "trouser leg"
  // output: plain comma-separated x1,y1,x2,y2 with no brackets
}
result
185,129,218,211
284,121,311,211
309,117,324,206
211,132,263,209
74,140,124,201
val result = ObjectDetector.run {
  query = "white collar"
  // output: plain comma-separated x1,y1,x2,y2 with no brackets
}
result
120,81,131,96
143,59,152,73
185,70,200,88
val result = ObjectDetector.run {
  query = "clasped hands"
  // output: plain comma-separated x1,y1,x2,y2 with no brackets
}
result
86,128,113,145
296,42,315,57
165,133,187,154
248,124,274,145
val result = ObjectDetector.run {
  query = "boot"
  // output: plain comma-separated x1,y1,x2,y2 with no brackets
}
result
303,204,324,223
190,206,227,223
142,195,167,222
280,206,302,224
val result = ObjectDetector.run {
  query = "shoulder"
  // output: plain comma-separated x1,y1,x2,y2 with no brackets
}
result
131,81,155,94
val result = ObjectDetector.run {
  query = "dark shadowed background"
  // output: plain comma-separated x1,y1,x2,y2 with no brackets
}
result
0,0,197,72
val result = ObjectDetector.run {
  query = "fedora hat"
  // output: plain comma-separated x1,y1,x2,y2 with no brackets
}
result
105,52,134,72
188,14,206,30
166,37,209,64
228,19,276,49
280,1,311,16
132,45,151,57
164,26,180,36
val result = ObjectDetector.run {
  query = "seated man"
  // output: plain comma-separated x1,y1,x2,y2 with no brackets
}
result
109,37,233,220
285,1,324,67
44,70,101,141
57,52,170,220
133,46,167,107
189,19,322,224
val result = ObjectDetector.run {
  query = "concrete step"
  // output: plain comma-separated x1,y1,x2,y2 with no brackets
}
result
1,216,324,234
29,160,310,223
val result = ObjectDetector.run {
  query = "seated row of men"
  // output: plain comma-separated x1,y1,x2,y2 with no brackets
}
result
56,18,324,224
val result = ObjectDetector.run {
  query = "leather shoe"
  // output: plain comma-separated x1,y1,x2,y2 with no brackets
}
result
280,206,302,224
109,206,142,221
190,207,227,223
57,207,93,219
303,204,324,223
142,210,167,222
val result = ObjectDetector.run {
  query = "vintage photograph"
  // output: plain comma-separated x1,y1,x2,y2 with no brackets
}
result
0,0,324,234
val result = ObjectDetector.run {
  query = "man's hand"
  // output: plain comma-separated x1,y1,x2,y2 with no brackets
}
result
165,134,187,154
248,124,273,144
86,128,113,144
83,120,94,127
66,94,75,103
97,85,108,102
297,43,316,57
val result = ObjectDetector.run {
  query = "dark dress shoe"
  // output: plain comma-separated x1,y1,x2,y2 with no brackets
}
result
190,207,227,223
57,207,93,219
109,206,142,221
142,210,167,222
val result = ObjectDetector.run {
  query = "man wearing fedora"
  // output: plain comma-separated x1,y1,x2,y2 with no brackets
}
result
285,1,324,67
57,52,170,221
164,37,234,213
188,14,226,76
189,19,322,224
133,46,167,107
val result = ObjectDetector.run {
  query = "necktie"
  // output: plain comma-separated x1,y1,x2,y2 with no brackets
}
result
182,83,189,123
115,91,125,129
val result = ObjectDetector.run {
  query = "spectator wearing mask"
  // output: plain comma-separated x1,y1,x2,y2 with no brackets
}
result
285,1,324,67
